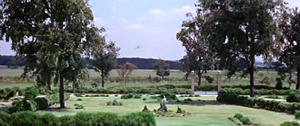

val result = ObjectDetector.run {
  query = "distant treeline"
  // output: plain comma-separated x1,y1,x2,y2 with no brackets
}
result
0,55,284,70
0,55,181,69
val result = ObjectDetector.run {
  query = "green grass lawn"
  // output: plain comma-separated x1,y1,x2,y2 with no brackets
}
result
40,95,294,126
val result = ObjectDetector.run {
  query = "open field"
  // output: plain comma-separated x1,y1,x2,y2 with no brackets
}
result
0,68,297,89
36,95,294,126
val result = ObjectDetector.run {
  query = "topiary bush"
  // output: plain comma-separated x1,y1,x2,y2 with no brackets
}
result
142,105,151,113
286,91,300,102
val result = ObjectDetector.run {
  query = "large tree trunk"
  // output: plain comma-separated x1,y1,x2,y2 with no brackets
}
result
296,66,300,90
101,69,105,88
249,56,256,97
198,70,202,86
59,74,65,108
101,54,105,87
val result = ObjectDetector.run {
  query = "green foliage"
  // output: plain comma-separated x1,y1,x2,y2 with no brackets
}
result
264,95,280,99
217,91,300,114
142,105,151,113
121,94,143,99
24,87,39,100
276,78,283,90
143,98,147,101
295,110,300,120
280,121,300,126
150,96,159,99
234,113,243,119
107,99,123,106
112,99,118,106
286,91,300,102
77,98,83,101
74,104,85,109
1,0,96,108
219,88,295,95
1,111,156,126
176,106,184,113
204,75,214,83
8,99,37,114
228,117,243,125
106,101,112,106
134,94,142,99
199,0,283,97
153,60,170,79
260,77,271,85
0,112,11,126
91,32,120,87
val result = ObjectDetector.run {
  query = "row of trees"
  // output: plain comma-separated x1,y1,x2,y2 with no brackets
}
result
177,0,300,97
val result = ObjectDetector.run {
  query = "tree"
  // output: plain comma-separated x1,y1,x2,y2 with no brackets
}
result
117,63,138,85
153,59,170,81
199,0,283,97
278,7,300,89
177,12,215,85
90,32,120,87
1,0,95,108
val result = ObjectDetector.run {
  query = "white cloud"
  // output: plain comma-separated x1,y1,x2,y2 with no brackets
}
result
111,6,117,11
125,24,146,31
148,9,164,15
118,17,127,22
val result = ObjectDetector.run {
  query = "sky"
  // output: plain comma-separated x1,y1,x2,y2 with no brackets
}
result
1,0,300,61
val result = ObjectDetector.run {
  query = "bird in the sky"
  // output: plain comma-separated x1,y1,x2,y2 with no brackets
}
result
134,45,142,49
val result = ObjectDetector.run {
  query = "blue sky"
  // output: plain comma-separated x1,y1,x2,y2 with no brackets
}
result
1,0,300,61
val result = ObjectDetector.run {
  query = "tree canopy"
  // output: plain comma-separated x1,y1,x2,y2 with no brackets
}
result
198,0,284,96
1,0,96,108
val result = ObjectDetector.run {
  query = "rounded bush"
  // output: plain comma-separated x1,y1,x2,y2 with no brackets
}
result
286,91,300,102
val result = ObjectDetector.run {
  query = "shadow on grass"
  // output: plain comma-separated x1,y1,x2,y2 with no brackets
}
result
144,100,222,106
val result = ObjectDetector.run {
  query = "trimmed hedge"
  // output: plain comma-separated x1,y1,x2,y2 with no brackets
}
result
219,88,298,95
217,92,300,114
64,84,290,94
0,111,156,126
66,86,193,94
149,84,290,91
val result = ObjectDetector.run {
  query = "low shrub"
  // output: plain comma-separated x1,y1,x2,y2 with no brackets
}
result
142,105,151,113
176,106,185,114
194,95,200,97
183,98,192,103
280,121,300,126
2,111,156,126
143,98,147,101
287,91,300,102
295,110,300,120
150,96,158,99
134,94,142,99
264,95,280,99
107,99,123,106
74,104,85,109
217,92,300,114
77,98,82,101
106,101,112,106
228,117,243,125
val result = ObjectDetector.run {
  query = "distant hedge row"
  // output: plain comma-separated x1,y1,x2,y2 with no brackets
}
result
0,111,156,126
149,84,289,91
65,86,193,94
220,88,298,95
